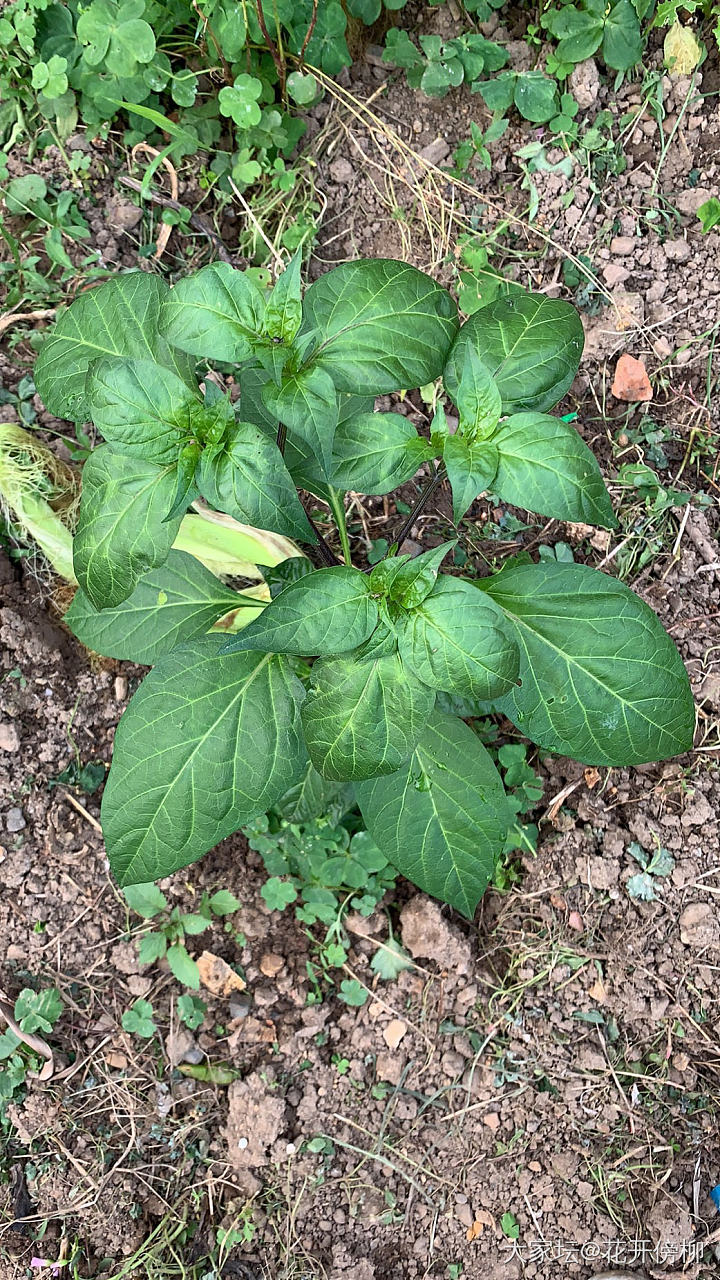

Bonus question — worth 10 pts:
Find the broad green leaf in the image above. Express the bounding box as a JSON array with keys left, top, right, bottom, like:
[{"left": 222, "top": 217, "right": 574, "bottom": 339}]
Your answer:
[
  {"left": 264, "top": 250, "right": 302, "bottom": 341},
  {"left": 301, "top": 259, "right": 459, "bottom": 394},
  {"left": 87, "top": 358, "right": 202, "bottom": 464},
  {"left": 160, "top": 262, "right": 266, "bottom": 361},
  {"left": 35, "top": 273, "right": 184, "bottom": 421},
  {"left": 218, "top": 74, "right": 263, "bottom": 126},
  {"left": 65, "top": 549, "right": 248, "bottom": 663},
  {"left": 476, "top": 70, "right": 516, "bottom": 114},
  {"left": 396, "top": 576, "right": 519, "bottom": 701},
  {"left": 138, "top": 931, "right": 168, "bottom": 963},
  {"left": 287, "top": 69, "right": 318, "bottom": 105},
  {"left": 262, "top": 878, "right": 298, "bottom": 910},
  {"left": 221, "top": 566, "right": 377, "bottom": 656},
  {"left": 370, "top": 937, "right": 412, "bottom": 981},
  {"left": 697, "top": 197, "right": 720, "bottom": 233},
  {"left": 330, "top": 412, "right": 435, "bottom": 495},
  {"left": 263, "top": 366, "right": 338, "bottom": 477},
  {"left": 372, "top": 540, "right": 456, "bottom": 609},
  {"left": 73, "top": 448, "right": 182, "bottom": 609},
  {"left": 555, "top": 21, "right": 604, "bottom": 62},
  {"left": 198, "top": 421, "right": 315, "bottom": 543},
  {"left": 490, "top": 412, "right": 617, "bottom": 528},
  {"left": 452, "top": 345, "right": 502, "bottom": 437},
  {"left": 356, "top": 710, "right": 510, "bottom": 916},
  {"left": 514, "top": 70, "right": 559, "bottom": 123},
  {"left": 481, "top": 560, "right": 695, "bottom": 765},
  {"left": 14, "top": 987, "right": 63, "bottom": 1034},
  {"left": 443, "top": 435, "right": 499, "bottom": 522},
  {"left": 167, "top": 943, "right": 200, "bottom": 988},
  {"left": 338, "top": 979, "right": 368, "bottom": 1006},
  {"left": 123, "top": 882, "right": 168, "bottom": 917},
  {"left": 181, "top": 914, "right": 211, "bottom": 937},
  {"left": 238, "top": 365, "right": 324, "bottom": 497},
  {"left": 274, "top": 762, "right": 348, "bottom": 823},
  {"left": 207, "top": 889, "right": 241, "bottom": 914},
  {"left": 102, "top": 639, "right": 307, "bottom": 885},
  {"left": 603, "top": 0, "right": 644, "bottom": 69},
  {"left": 445, "top": 293, "right": 585, "bottom": 414},
  {"left": 543, "top": 7, "right": 604, "bottom": 61},
  {"left": 302, "top": 653, "right": 434, "bottom": 781}
]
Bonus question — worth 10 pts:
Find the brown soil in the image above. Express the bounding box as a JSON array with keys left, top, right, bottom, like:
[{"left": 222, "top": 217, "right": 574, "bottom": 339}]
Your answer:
[{"left": 1, "top": 8, "right": 719, "bottom": 1278}]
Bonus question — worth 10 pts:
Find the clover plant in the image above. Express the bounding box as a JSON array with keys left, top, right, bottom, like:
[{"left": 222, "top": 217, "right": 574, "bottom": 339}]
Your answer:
[{"left": 35, "top": 256, "right": 694, "bottom": 917}]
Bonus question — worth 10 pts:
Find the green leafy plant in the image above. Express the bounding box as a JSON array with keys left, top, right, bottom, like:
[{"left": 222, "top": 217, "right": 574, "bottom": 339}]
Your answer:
[
  {"left": 383, "top": 26, "right": 508, "bottom": 97},
  {"left": 0, "top": 0, "right": 414, "bottom": 222},
  {"left": 452, "top": 231, "right": 522, "bottom": 315},
  {"left": 541, "top": 0, "right": 646, "bottom": 72},
  {"left": 121, "top": 997, "right": 157, "bottom": 1037},
  {"left": 123, "top": 881, "right": 240, "bottom": 988},
  {"left": 36, "top": 254, "right": 695, "bottom": 918},
  {"left": 476, "top": 69, "right": 565, "bottom": 124},
  {"left": 244, "top": 782, "right": 401, "bottom": 985},
  {"left": 0, "top": 986, "right": 63, "bottom": 1132},
  {"left": 1, "top": 174, "right": 91, "bottom": 282},
  {"left": 177, "top": 993, "right": 207, "bottom": 1029},
  {"left": 625, "top": 840, "right": 674, "bottom": 900},
  {"left": 246, "top": 782, "right": 397, "bottom": 926},
  {"left": 697, "top": 196, "right": 720, "bottom": 234}
]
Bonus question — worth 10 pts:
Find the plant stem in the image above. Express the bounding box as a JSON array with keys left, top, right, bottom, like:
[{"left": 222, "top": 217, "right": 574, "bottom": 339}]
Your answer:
[
  {"left": 299, "top": 0, "right": 319, "bottom": 64},
  {"left": 328, "top": 486, "right": 352, "bottom": 565},
  {"left": 301, "top": 504, "right": 339, "bottom": 566},
  {"left": 276, "top": 421, "right": 287, "bottom": 455},
  {"left": 254, "top": 0, "right": 286, "bottom": 101},
  {"left": 392, "top": 465, "right": 446, "bottom": 553},
  {"left": 192, "top": 1, "right": 234, "bottom": 83}
]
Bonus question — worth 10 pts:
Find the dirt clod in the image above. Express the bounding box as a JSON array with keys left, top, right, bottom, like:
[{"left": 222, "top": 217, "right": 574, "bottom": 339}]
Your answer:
[
  {"left": 224, "top": 1070, "right": 286, "bottom": 1173},
  {"left": 678, "top": 902, "right": 720, "bottom": 948},
  {"left": 399, "top": 896, "right": 471, "bottom": 973},
  {"left": 197, "top": 949, "right": 246, "bottom": 995}
]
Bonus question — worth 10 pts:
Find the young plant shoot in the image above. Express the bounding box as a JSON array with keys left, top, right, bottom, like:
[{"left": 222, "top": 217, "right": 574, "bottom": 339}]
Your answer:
[{"left": 35, "top": 258, "right": 695, "bottom": 916}]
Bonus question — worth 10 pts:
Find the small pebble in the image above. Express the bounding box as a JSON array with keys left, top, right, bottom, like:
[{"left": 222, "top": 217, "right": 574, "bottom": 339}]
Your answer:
[
  {"left": 6, "top": 807, "right": 26, "bottom": 833},
  {"left": 0, "top": 722, "right": 20, "bottom": 753},
  {"left": 329, "top": 157, "right": 353, "bottom": 185},
  {"left": 182, "top": 1044, "right": 204, "bottom": 1065},
  {"left": 114, "top": 676, "right": 128, "bottom": 701},
  {"left": 664, "top": 238, "right": 691, "bottom": 262},
  {"left": 259, "top": 952, "right": 285, "bottom": 978}
]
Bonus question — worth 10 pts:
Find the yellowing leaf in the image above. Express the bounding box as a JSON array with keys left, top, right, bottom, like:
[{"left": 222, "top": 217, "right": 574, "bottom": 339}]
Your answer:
[{"left": 664, "top": 21, "right": 703, "bottom": 75}]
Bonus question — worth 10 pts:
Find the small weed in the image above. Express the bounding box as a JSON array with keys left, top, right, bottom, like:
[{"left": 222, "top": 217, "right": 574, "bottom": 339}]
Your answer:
[
  {"left": 123, "top": 882, "right": 240, "bottom": 990},
  {"left": 337, "top": 979, "right": 368, "bottom": 1008},
  {"left": 0, "top": 986, "right": 63, "bottom": 1133},
  {"left": 176, "top": 994, "right": 206, "bottom": 1030},
  {"left": 245, "top": 797, "right": 409, "bottom": 1003},
  {"left": 246, "top": 808, "right": 397, "bottom": 930},
  {"left": 48, "top": 758, "right": 106, "bottom": 794},
  {"left": 625, "top": 840, "right": 675, "bottom": 901},
  {"left": 452, "top": 230, "right": 523, "bottom": 315},
  {"left": 500, "top": 1210, "right": 520, "bottom": 1239},
  {"left": 697, "top": 196, "right": 720, "bottom": 233},
  {"left": 121, "top": 998, "right": 157, "bottom": 1038}
]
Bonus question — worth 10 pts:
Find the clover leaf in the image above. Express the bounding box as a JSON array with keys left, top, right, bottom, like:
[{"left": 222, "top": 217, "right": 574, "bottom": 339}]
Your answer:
[{"left": 219, "top": 75, "right": 263, "bottom": 128}]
